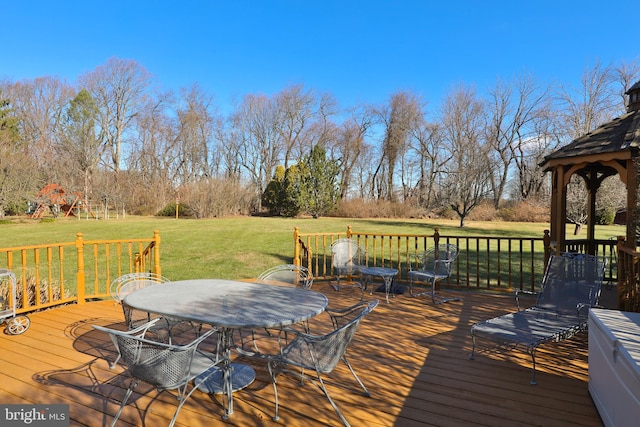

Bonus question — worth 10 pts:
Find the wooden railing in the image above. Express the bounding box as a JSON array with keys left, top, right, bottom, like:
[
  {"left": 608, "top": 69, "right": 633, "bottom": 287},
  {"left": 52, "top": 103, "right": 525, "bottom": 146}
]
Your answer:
[
  {"left": 294, "top": 226, "right": 620, "bottom": 294},
  {"left": 617, "top": 242, "right": 640, "bottom": 312},
  {"left": 0, "top": 230, "right": 161, "bottom": 314}
]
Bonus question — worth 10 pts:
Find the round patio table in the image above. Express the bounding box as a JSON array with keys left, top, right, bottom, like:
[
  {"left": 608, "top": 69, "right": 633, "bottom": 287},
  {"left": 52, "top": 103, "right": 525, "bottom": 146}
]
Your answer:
[{"left": 124, "top": 279, "right": 328, "bottom": 419}]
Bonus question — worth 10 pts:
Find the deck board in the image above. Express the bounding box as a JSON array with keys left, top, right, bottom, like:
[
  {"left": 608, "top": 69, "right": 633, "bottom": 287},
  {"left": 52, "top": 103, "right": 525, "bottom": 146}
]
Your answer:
[{"left": 0, "top": 282, "right": 603, "bottom": 426}]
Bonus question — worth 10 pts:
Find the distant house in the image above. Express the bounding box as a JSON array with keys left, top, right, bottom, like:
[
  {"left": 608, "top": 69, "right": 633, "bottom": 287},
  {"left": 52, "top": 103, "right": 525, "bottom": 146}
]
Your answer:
[{"left": 614, "top": 209, "right": 627, "bottom": 225}]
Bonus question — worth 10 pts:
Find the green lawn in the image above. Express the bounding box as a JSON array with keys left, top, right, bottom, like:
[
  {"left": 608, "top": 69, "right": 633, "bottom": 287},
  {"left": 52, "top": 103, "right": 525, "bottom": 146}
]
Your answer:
[{"left": 0, "top": 215, "right": 625, "bottom": 281}]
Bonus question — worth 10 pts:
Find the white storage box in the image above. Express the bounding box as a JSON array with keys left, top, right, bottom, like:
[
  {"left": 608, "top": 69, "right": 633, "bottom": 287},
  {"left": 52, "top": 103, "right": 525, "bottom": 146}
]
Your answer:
[{"left": 588, "top": 309, "right": 640, "bottom": 427}]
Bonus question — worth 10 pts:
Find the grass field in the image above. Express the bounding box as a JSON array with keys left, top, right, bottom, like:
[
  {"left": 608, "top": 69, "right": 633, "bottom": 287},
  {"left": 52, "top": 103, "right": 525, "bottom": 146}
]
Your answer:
[{"left": 0, "top": 215, "right": 625, "bottom": 281}]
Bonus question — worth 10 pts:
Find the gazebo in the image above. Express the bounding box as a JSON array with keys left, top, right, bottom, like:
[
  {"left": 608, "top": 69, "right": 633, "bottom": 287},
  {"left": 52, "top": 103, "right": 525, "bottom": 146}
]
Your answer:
[{"left": 540, "top": 80, "right": 640, "bottom": 310}]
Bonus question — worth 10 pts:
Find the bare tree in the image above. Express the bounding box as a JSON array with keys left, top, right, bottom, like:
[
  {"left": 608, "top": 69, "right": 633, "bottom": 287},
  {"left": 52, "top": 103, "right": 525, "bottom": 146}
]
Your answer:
[
  {"left": 81, "top": 57, "right": 152, "bottom": 173},
  {"left": 126, "top": 89, "right": 178, "bottom": 212},
  {"left": 556, "top": 60, "right": 618, "bottom": 140},
  {"left": 485, "top": 73, "right": 548, "bottom": 208},
  {"left": 276, "top": 84, "right": 315, "bottom": 168},
  {"left": 230, "top": 94, "right": 284, "bottom": 211},
  {"left": 219, "top": 118, "right": 243, "bottom": 181},
  {"left": 440, "top": 85, "right": 491, "bottom": 227},
  {"left": 3, "top": 76, "right": 73, "bottom": 182},
  {"left": 410, "top": 121, "right": 451, "bottom": 209},
  {"left": 331, "top": 103, "right": 374, "bottom": 200},
  {"left": 173, "top": 84, "right": 221, "bottom": 183},
  {"left": 511, "top": 106, "right": 559, "bottom": 201},
  {"left": 614, "top": 58, "right": 640, "bottom": 110},
  {"left": 566, "top": 174, "right": 589, "bottom": 234},
  {"left": 374, "top": 91, "right": 424, "bottom": 201}
]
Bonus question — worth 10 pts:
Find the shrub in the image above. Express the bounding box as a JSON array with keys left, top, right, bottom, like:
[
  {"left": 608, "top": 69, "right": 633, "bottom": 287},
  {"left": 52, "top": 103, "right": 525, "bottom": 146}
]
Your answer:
[
  {"left": 468, "top": 203, "right": 498, "bottom": 221},
  {"left": 0, "top": 275, "right": 66, "bottom": 310},
  {"left": 332, "top": 199, "right": 424, "bottom": 218},
  {"left": 497, "top": 201, "right": 549, "bottom": 222},
  {"left": 157, "top": 203, "right": 192, "bottom": 218},
  {"left": 598, "top": 207, "right": 616, "bottom": 225}
]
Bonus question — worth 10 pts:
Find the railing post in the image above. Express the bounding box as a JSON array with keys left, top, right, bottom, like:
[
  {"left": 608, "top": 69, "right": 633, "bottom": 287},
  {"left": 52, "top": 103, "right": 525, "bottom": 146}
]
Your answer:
[
  {"left": 617, "top": 235, "right": 626, "bottom": 310},
  {"left": 153, "top": 230, "right": 161, "bottom": 276},
  {"left": 347, "top": 225, "right": 353, "bottom": 239},
  {"left": 76, "top": 232, "right": 86, "bottom": 305},
  {"left": 293, "top": 227, "right": 301, "bottom": 266},
  {"left": 433, "top": 228, "right": 440, "bottom": 246},
  {"left": 543, "top": 230, "right": 551, "bottom": 266}
]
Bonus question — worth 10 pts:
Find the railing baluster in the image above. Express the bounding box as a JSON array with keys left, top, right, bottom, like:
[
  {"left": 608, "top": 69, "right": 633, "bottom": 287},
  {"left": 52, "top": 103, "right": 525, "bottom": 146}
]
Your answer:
[{"left": 0, "top": 231, "right": 160, "bottom": 313}]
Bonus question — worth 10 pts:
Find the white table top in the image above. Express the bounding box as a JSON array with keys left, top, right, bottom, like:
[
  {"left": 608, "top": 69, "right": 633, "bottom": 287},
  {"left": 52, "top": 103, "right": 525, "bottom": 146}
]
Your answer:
[{"left": 124, "top": 279, "right": 328, "bottom": 329}]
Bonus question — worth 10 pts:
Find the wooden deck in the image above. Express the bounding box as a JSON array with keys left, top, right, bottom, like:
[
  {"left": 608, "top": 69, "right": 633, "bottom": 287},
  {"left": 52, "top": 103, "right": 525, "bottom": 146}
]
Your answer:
[{"left": 0, "top": 281, "right": 604, "bottom": 427}]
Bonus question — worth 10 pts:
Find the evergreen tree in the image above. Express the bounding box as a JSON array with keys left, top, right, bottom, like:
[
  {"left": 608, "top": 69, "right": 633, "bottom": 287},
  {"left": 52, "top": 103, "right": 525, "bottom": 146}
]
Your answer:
[
  {"left": 262, "top": 164, "right": 301, "bottom": 217},
  {"left": 298, "top": 145, "right": 341, "bottom": 218},
  {"left": 0, "top": 91, "right": 35, "bottom": 216},
  {"left": 61, "top": 89, "right": 101, "bottom": 200}
]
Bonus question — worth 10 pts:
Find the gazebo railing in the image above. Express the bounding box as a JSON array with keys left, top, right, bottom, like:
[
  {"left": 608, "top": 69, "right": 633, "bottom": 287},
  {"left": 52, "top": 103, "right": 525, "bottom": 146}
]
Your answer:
[{"left": 617, "top": 243, "right": 640, "bottom": 312}]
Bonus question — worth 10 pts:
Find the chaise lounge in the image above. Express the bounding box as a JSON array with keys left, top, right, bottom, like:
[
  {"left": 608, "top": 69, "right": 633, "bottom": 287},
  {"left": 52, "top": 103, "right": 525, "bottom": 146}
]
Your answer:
[{"left": 469, "top": 252, "right": 607, "bottom": 384}]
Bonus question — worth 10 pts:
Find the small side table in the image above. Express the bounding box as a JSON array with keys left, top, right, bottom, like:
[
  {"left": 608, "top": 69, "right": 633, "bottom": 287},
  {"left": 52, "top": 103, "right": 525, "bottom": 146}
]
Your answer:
[{"left": 360, "top": 267, "right": 398, "bottom": 304}]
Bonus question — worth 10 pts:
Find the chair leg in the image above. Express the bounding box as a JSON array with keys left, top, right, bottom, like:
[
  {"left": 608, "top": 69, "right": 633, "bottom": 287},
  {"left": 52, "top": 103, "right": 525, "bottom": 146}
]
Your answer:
[
  {"left": 409, "top": 277, "right": 433, "bottom": 298},
  {"left": 342, "top": 356, "right": 370, "bottom": 397},
  {"left": 110, "top": 381, "right": 137, "bottom": 427},
  {"left": 331, "top": 276, "right": 341, "bottom": 291},
  {"left": 316, "top": 372, "right": 351, "bottom": 427},
  {"left": 431, "top": 279, "right": 460, "bottom": 304},
  {"left": 169, "top": 366, "right": 220, "bottom": 427},
  {"left": 469, "top": 334, "right": 476, "bottom": 360},
  {"left": 268, "top": 361, "right": 280, "bottom": 421},
  {"left": 529, "top": 348, "right": 538, "bottom": 385}
]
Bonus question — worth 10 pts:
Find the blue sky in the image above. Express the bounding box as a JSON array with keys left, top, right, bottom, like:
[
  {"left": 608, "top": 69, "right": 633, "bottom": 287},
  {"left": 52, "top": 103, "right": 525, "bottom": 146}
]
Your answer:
[{"left": 2, "top": 1, "right": 637, "bottom": 115}]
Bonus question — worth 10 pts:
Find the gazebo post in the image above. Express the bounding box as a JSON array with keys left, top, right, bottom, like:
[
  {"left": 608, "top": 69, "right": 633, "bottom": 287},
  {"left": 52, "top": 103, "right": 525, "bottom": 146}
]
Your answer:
[
  {"left": 627, "top": 158, "right": 639, "bottom": 247},
  {"left": 549, "top": 166, "right": 567, "bottom": 253},
  {"left": 586, "top": 170, "right": 596, "bottom": 254}
]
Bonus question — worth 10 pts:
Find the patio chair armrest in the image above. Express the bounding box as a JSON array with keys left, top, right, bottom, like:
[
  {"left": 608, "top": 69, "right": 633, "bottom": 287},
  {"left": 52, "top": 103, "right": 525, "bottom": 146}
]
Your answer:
[
  {"left": 576, "top": 303, "right": 593, "bottom": 321},
  {"left": 275, "top": 328, "right": 320, "bottom": 344},
  {"left": 515, "top": 290, "right": 538, "bottom": 311},
  {"left": 325, "top": 301, "right": 370, "bottom": 329},
  {"left": 96, "top": 317, "right": 162, "bottom": 338}
]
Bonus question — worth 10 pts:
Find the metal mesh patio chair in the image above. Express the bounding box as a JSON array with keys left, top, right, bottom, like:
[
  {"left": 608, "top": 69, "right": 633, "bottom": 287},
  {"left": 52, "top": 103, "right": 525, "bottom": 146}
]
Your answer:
[
  {"left": 93, "top": 320, "right": 220, "bottom": 427},
  {"left": 266, "top": 299, "right": 379, "bottom": 426},
  {"left": 111, "top": 272, "right": 200, "bottom": 341},
  {"left": 469, "top": 252, "right": 606, "bottom": 384},
  {"left": 244, "top": 265, "right": 315, "bottom": 350},
  {"left": 110, "top": 272, "right": 171, "bottom": 330},
  {"left": 330, "top": 238, "right": 367, "bottom": 293},
  {"left": 407, "top": 243, "right": 459, "bottom": 303},
  {"left": 256, "top": 264, "right": 313, "bottom": 289},
  {"left": 324, "top": 300, "right": 373, "bottom": 329}
]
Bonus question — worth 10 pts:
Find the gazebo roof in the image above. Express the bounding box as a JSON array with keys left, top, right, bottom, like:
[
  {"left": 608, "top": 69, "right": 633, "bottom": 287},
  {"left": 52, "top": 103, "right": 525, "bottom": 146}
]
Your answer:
[{"left": 541, "top": 109, "right": 640, "bottom": 169}]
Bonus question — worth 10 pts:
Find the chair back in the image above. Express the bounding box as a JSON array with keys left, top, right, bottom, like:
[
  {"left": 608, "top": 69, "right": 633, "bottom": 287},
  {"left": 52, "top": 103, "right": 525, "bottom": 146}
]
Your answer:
[
  {"left": 284, "top": 299, "right": 378, "bottom": 373},
  {"left": 536, "top": 252, "right": 606, "bottom": 314},
  {"left": 331, "top": 238, "right": 367, "bottom": 274},
  {"left": 257, "top": 264, "right": 313, "bottom": 289},
  {"left": 110, "top": 273, "right": 170, "bottom": 329},
  {"left": 419, "top": 244, "right": 458, "bottom": 277},
  {"left": 110, "top": 272, "right": 169, "bottom": 302},
  {"left": 94, "top": 323, "right": 215, "bottom": 390}
]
